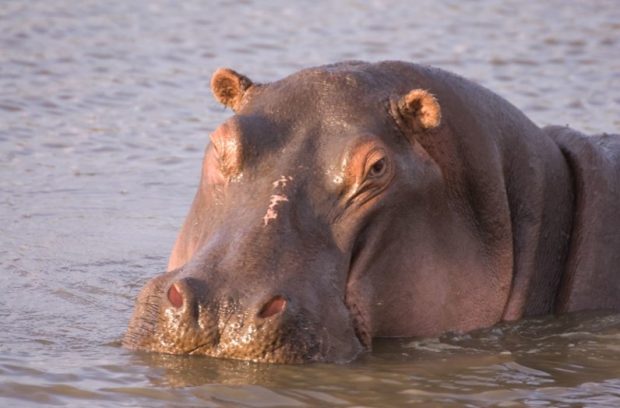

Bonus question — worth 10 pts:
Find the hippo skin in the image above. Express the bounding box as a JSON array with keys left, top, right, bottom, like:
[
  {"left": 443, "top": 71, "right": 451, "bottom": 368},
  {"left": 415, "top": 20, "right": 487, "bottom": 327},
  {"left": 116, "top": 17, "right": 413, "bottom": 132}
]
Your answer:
[{"left": 124, "top": 61, "right": 620, "bottom": 363}]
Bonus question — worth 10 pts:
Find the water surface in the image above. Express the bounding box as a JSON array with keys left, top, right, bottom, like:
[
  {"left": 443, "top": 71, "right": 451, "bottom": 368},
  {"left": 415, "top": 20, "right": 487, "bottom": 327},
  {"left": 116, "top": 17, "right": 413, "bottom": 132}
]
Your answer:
[{"left": 1, "top": 0, "right": 619, "bottom": 406}]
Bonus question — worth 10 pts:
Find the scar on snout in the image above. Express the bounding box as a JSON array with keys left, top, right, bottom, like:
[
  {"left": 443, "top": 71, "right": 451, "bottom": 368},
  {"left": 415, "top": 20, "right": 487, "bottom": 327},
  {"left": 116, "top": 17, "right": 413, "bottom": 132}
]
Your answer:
[
  {"left": 263, "top": 176, "right": 293, "bottom": 226},
  {"left": 272, "top": 175, "right": 293, "bottom": 189},
  {"left": 263, "top": 194, "right": 289, "bottom": 226}
]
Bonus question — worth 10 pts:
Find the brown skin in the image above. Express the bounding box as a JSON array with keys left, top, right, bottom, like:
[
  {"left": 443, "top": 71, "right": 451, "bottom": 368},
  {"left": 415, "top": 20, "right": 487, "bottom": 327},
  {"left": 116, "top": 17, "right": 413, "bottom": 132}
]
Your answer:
[{"left": 124, "top": 61, "right": 620, "bottom": 363}]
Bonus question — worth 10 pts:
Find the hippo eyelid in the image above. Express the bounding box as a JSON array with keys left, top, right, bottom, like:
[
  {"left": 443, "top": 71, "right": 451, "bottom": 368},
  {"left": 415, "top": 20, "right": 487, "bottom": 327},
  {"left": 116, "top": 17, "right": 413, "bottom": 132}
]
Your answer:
[
  {"left": 363, "top": 148, "right": 390, "bottom": 180},
  {"left": 339, "top": 145, "right": 394, "bottom": 209},
  {"left": 208, "top": 122, "right": 244, "bottom": 180}
]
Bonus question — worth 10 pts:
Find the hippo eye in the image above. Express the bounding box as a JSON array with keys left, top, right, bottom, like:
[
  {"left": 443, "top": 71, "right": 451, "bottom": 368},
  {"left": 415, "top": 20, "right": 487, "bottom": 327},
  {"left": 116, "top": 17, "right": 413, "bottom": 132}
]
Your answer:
[
  {"left": 344, "top": 143, "right": 392, "bottom": 204},
  {"left": 368, "top": 158, "right": 387, "bottom": 178}
]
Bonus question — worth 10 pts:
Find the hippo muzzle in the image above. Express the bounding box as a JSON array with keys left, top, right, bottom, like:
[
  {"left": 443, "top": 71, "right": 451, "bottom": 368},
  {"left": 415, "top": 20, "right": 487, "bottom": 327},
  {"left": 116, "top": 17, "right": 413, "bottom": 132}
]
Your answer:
[
  {"left": 124, "top": 272, "right": 359, "bottom": 363},
  {"left": 125, "top": 239, "right": 367, "bottom": 362},
  {"left": 124, "top": 188, "right": 368, "bottom": 363}
]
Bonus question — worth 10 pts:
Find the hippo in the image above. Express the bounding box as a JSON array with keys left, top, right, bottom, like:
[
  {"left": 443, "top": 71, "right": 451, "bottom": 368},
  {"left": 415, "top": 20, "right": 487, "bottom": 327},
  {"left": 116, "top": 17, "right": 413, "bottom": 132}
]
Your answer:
[{"left": 124, "top": 61, "right": 620, "bottom": 363}]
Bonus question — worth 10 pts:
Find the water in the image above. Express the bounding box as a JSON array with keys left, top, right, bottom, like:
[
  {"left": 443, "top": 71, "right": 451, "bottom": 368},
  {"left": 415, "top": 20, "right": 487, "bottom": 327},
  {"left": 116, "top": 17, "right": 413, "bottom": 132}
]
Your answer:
[{"left": 1, "top": 0, "right": 619, "bottom": 406}]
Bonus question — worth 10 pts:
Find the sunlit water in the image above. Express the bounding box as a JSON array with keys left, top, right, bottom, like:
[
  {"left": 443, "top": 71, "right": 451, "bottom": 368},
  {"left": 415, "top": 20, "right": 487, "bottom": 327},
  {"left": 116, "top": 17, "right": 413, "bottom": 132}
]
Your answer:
[{"left": 1, "top": 0, "right": 619, "bottom": 406}]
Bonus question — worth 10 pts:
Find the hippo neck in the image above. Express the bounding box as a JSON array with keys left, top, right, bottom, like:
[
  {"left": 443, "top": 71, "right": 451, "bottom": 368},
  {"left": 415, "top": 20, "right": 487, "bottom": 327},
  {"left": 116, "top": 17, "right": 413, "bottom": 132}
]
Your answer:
[
  {"left": 462, "top": 95, "right": 575, "bottom": 319},
  {"left": 414, "top": 66, "right": 575, "bottom": 321}
]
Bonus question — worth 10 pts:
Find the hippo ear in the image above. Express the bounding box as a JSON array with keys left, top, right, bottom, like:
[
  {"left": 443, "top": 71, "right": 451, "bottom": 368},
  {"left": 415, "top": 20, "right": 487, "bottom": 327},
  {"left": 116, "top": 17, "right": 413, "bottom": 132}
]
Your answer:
[
  {"left": 397, "top": 89, "right": 441, "bottom": 132},
  {"left": 211, "top": 68, "right": 254, "bottom": 111}
]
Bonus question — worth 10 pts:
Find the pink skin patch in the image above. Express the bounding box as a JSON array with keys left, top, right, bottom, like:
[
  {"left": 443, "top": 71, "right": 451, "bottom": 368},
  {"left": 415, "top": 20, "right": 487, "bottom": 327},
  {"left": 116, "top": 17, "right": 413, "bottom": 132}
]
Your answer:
[
  {"left": 263, "top": 194, "right": 289, "bottom": 226},
  {"left": 263, "top": 176, "right": 294, "bottom": 226}
]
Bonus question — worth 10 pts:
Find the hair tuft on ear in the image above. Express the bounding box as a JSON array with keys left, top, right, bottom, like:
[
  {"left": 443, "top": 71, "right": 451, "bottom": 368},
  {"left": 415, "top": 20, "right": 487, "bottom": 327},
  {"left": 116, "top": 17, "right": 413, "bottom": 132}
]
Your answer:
[
  {"left": 211, "top": 68, "right": 253, "bottom": 111},
  {"left": 398, "top": 89, "right": 441, "bottom": 132}
]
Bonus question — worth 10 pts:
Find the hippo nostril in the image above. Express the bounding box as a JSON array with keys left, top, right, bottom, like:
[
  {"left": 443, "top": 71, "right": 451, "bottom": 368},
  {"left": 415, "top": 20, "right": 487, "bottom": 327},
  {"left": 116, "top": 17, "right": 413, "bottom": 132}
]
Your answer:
[
  {"left": 258, "top": 295, "right": 287, "bottom": 319},
  {"left": 167, "top": 283, "right": 184, "bottom": 308}
]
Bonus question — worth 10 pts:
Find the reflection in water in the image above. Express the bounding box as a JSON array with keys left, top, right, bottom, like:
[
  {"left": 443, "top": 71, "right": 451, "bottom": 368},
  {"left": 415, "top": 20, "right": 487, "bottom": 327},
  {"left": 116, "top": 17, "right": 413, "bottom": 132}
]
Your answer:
[
  {"left": 132, "top": 352, "right": 285, "bottom": 387},
  {"left": 1, "top": 0, "right": 619, "bottom": 406},
  {"left": 108, "top": 313, "right": 620, "bottom": 406}
]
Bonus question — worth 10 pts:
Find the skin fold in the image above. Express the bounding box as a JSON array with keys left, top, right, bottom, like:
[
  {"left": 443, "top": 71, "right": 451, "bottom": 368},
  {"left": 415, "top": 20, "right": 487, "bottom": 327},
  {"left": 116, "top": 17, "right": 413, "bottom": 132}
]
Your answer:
[{"left": 124, "top": 61, "right": 620, "bottom": 363}]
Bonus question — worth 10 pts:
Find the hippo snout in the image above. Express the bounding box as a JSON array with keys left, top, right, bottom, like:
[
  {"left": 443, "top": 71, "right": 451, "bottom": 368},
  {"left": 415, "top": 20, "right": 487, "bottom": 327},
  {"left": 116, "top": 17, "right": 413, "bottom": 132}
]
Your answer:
[{"left": 123, "top": 272, "right": 352, "bottom": 363}]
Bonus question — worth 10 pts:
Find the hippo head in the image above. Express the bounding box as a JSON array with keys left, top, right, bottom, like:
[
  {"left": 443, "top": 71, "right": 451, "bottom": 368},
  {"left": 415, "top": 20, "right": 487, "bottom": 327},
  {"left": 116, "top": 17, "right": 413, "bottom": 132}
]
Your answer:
[{"left": 124, "top": 62, "right": 457, "bottom": 363}]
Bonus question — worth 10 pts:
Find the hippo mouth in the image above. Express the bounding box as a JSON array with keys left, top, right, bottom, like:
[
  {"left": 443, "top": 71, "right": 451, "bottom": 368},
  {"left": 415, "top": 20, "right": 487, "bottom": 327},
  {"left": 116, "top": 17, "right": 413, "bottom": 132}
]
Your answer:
[
  {"left": 181, "top": 311, "right": 327, "bottom": 364},
  {"left": 171, "top": 288, "right": 369, "bottom": 363},
  {"left": 345, "top": 299, "right": 372, "bottom": 351},
  {"left": 185, "top": 334, "right": 324, "bottom": 364},
  {"left": 344, "top": 231, "right": 373, "bottom": 351}
]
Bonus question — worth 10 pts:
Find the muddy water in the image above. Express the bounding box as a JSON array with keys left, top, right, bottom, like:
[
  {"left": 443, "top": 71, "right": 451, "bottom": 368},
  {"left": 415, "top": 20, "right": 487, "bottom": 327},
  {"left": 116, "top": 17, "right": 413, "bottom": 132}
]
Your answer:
[{"left": 1, "top": 0, "right": 619, "bottom": 406}]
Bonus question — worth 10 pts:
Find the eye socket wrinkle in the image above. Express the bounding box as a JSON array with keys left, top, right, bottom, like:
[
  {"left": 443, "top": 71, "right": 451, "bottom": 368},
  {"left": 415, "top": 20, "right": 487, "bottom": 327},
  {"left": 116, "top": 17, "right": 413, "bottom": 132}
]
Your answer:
[{"left": 339, "top": 140, "right": 394, "bottom": 209}]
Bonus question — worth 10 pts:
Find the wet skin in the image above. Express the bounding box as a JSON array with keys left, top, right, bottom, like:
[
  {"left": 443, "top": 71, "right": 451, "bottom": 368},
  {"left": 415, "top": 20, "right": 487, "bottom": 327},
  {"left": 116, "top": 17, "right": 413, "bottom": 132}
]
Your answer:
[{"left": 124, "top": 61, "right": 620, "bottom": 363}]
